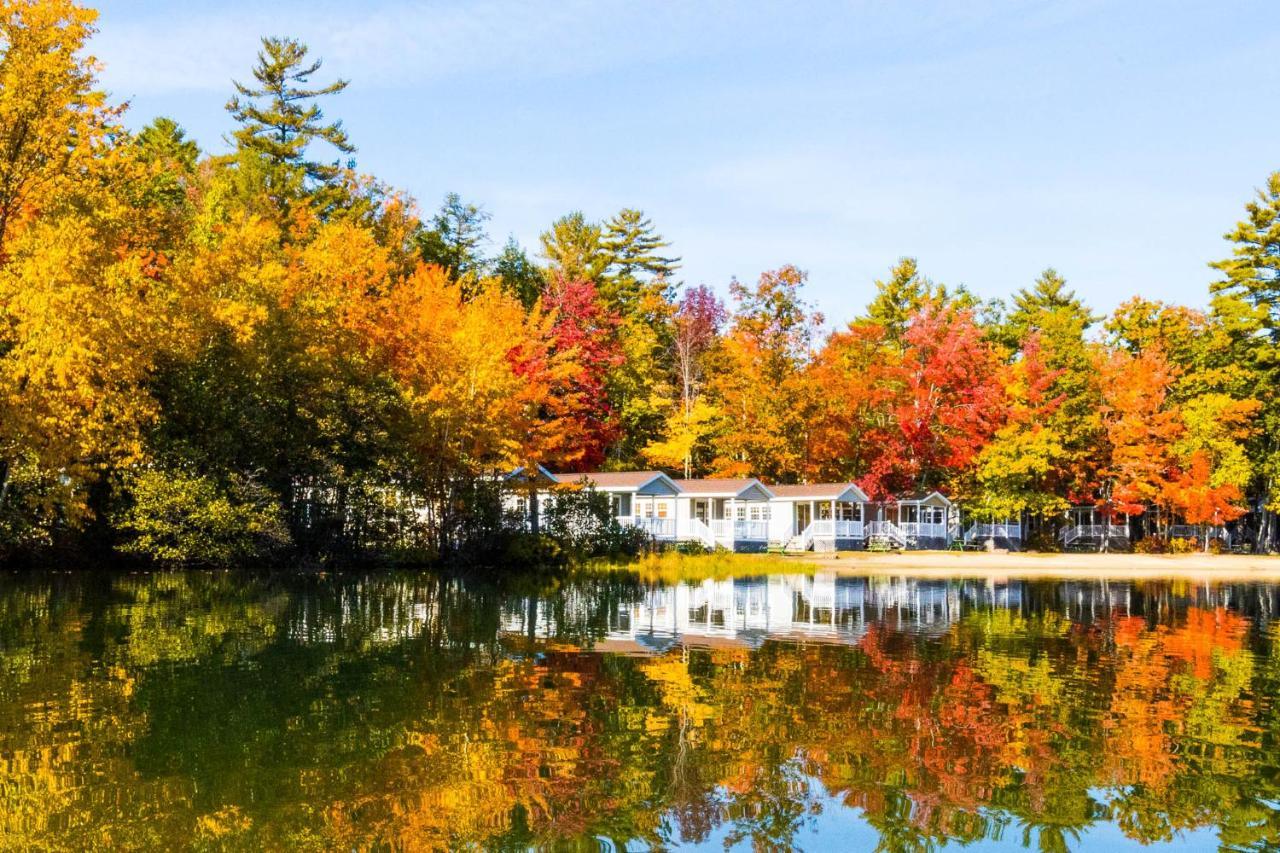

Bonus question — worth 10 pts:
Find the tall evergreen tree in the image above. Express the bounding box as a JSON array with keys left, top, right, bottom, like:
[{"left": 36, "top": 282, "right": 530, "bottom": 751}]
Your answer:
[
  {"left": 1005, "top": 269, "right": 1094, "bottom": 342},
  {"left": 601, "top": 208, "right": 680, "bottom": 311},
  {"left": 1210, "top": 171, "right": 1280, "bottom": 548},
  {"left": 539, "top": 212, "right": 609, "bottom": 284},
  {"left": 492, "top": 237, "right": 545, "bottom": 309},
  {"left": 417, "top": 192, "right": 490, "bottom": 283},
  {"left": 865, "top": 258, "right": 942, "bottom": 346},
  {"left": 135, "top": 117, "right": 199, "bottom": 170},
  {"left": 226, "top": 37, "right": 353, "bottom": 199},
  {"left": 1003, "top": 268, "right": 1102, "bottom": 526}
]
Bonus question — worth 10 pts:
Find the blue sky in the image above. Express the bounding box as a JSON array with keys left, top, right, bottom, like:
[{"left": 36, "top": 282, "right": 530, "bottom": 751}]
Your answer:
[{"left": 92, "top": 0, "right": 1279, "bottom": 324}]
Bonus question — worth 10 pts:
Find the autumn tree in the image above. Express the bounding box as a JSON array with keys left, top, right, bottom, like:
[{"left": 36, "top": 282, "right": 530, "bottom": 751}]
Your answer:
[
  {"left": 537, "top": 277, "right": 623, "bottom": 470},
  {"left": 971, "top": 334, "right": 1070, "bottom": 522},
  {"left": 803, "top": 321, "right": 898, "bottom": 485},
  {"left": 875, "top": 304, "right": 1005, "bottom": 499},
  {"left": 0, "top": 0, "right": 180, "bottom": 545},
  {"left": 644, "top": 285, "right": 726, "bottom": 476},
  {"left": 1094, "top": 345, "right": 1184, "bottom": 533},
  {"left": 705, "top": 266, "right": 819, "bottom": 481},
  {"left": 1001, "top": 269, "right": 1103, "bottom": 517},
  {"left": 0, "top": 0, "right": 111, "bottom": 252}
]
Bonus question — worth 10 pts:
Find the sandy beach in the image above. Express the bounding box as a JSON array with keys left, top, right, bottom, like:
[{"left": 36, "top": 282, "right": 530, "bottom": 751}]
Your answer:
[{"left": 797, "top": 550, "right": 1280, "bottom": 581}]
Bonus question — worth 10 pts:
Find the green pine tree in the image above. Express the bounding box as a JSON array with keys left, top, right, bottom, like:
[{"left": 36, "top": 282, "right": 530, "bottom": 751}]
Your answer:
[
  {"left": 600, "top": 208, "right": 680, "bottom": 311},
  {"left": 226, "top": 36, "right": 353, "bottom": 202},
  {"left": 135, "top": 117, "right": 199, "bottom": 171},
  {"left": 539, "top": 211, "right": 609, "bottom": 284},
  {"left": 417, "top": 192, "right": 490, "bottom": 283},
  {"left": 865, "top": 257, "right": 942, "bottom": 345},
  {"left": 1210, "top": 171, "right": 1280, "bottom": 538},
  {"left": 492, "top": 237, "right": 545, "bottom": 309},
  {"left": 1005, "top": 267, "right": 1102, "bottom": 521}
]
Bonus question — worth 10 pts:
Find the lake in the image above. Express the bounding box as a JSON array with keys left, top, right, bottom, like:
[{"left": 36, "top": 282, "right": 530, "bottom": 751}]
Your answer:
[{"left": 1, "top": 566, "right": 1277, "bottom": 851}]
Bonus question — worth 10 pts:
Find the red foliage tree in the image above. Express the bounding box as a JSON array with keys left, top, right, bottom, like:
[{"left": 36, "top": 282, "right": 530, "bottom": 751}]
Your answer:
[
  {"left": 539, "top": 276, "right": 623, "bottom": 470},
  {"left": 863, "top": 305, "right": 1006, "bottom": 498}
]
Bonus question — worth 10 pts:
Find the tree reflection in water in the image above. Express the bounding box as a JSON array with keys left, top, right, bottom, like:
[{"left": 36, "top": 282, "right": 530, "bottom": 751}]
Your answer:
[{"left": 0, "top": 568, "right": 1277, "bottom": 851}]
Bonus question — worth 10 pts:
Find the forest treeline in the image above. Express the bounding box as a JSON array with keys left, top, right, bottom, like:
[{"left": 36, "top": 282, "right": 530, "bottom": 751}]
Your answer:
[{"left": 2, "top": 1, "right": 1280, "bottom": 564}]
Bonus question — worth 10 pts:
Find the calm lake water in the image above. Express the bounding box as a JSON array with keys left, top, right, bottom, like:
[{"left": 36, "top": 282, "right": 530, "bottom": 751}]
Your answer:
[{"left": 1, "top": 567, "right": 1278, "bottom": 852}]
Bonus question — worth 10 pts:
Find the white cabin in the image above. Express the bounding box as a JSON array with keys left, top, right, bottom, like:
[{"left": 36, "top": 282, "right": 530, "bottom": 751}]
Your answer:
[
  {"left": 674, "top": 478, "right": 777, "bottom": 551},
  {"left": 559, "top": 470, "right": 681, "bottom": 539},
  {"left": 767, "top": 483, "right": 869, "bottom": 551},
  {"left": 509, "top": 468, "right": 881, "bottom": 552},
  {"left": 867, "top": 491, "right": 958, "bottom": 549}
]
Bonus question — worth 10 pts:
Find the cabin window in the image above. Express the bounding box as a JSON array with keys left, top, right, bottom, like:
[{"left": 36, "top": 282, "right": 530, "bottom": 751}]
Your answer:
[
  {"left": 735, "top": 505, "right": 746, "bottom": 520},
  {"left": 611, "top": 494, "right": 631, "bottom": 517},
  {"left": 656, "top": 500, "right": 670, "bottom": 518},
  {"left": 818, "top": 503, "right": 832, "bottom": 520},
  {"left": 835, "top": 502, "right": 856, "bottom": 521}
]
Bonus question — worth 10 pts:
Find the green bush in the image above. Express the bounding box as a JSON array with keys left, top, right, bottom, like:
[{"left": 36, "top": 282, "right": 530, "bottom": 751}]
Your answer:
[
  {"left": 114, "top": 469, "right": 291, "bottom": 565},
  {"left": 538, "top": 487, "right": 649, "bottom": 561}
]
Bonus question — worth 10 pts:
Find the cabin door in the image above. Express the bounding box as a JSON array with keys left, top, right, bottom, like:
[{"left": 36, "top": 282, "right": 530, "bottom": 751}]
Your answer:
[
  {"left": 693, "top": 500, "right": 709, "bottom": 523},
  {"left": 795, "top": 503, "right": 811, "bottom": 535}
]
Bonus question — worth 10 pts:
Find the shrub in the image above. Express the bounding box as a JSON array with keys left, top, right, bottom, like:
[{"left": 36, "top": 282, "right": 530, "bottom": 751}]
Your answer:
[
  {"left": 540, "top": 487, "right": 649, "bottom": 560},
  {"left": 1141, "top": 535, "right": 1172, "bottom": 555},
  {"left": 114, "top": 469, "right": 291, "bottom": 565}
]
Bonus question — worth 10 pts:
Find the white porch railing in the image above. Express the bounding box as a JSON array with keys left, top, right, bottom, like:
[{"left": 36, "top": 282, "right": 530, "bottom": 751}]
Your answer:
[
  {"left": 899, "top": 521, "right": 949, "bottom": 540},
  {"left": 964, "top": 522, "right": 1023, "bottom": 543},
  {"left": 1060, "top": 524, "right": 1129, "bottom": 546},
  {"left": 629, "top": 517, "right": 676, "bottom": 539},
  {"left": 809, "top": 520, "right": 865, "bottom": 539},
  {"left": 835, "top": 520, "right": 864, "bottom": 539},
  {"left": 710, "top": 519, "right": 769, "bottom": 541}
]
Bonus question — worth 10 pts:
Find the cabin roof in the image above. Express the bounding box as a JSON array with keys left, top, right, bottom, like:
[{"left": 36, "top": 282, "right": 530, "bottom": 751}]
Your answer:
[
  {"left": 503, "top": 464, "right": 559, "bottom": 484},
  {"left": 893, "top": 490, "right": 953, "bottom": 506},
  {"left": 768, "top": 483, "right": 869, "bottom": 502},
  {"left": 676, "top": 478, "right": 775, "bottom": 499},
  {"left": 562, "top": 470, "right": 678, "bottom": 493}
]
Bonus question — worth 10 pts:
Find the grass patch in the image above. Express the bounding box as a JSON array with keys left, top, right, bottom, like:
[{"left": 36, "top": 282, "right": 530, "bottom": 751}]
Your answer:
[{"left": 592, "top": 550, "right": 817, "bottom": 584}]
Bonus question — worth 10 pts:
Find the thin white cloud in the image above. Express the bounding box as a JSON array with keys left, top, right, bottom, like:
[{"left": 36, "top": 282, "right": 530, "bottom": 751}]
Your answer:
[{"left": 93, "top": 0, "right": 1080, "bottom": 96}]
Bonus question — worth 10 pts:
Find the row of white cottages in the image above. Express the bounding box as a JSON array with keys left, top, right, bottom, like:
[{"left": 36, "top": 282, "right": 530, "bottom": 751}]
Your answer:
[{"left": 505, "top": 467, "right": 1000, "bottom": 551}]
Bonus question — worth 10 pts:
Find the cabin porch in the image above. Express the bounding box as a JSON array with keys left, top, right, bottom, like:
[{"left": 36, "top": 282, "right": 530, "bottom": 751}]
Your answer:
[
  {"left": 866, "top": 493, "right": 957, "bottom": 549},
  {"left": 1059, "top": 506, "right": 1130, "bottom": 550}
]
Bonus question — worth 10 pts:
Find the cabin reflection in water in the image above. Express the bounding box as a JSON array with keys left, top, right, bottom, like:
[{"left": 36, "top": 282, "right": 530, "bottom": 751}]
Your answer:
[{"left": 497, "top": 574, "right": 1171, "bottom": 652}]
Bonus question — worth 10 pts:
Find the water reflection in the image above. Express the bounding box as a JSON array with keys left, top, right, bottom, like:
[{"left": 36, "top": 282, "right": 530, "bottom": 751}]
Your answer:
[{"left": 1, "top": 568, "right": 1278, "bottom": 851}]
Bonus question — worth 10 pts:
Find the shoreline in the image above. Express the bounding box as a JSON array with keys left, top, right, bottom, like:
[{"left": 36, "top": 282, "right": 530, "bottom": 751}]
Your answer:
[{"left": 793, "top": 550, "right": 1280, "bottom": 581}]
